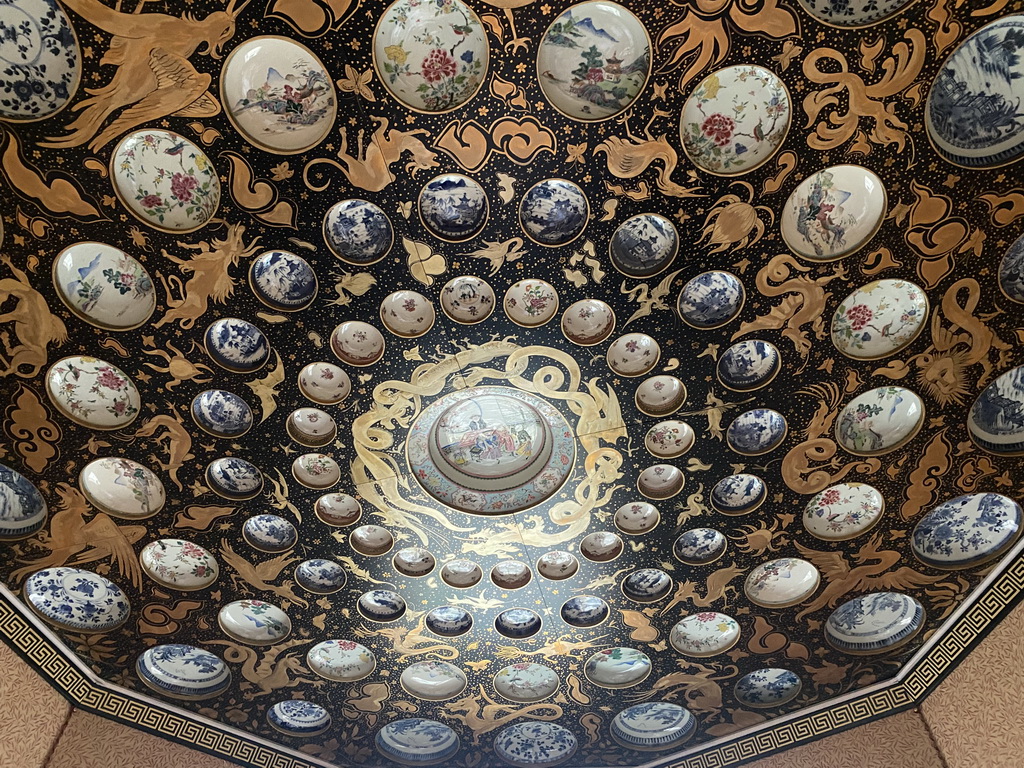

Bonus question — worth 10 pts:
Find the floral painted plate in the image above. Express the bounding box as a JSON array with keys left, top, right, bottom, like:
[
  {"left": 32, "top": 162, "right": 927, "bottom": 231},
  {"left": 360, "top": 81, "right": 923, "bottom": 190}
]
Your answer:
[
  {"left": 221, "top": 36, "right": 336, "bottom": 154},
  {"left": 584, "top": 647, "right": 652, "bottom": 689},
  {"left": 52, "top": 242, "right": 155, "bottom": 330},
  {"left": 292, "top": 452, "right": 341, "bottom": 490},
  {"left": 710, "top": 473, "right": 766, "bottom": 515},
  {"left": 249, "top": 250, "right": 317, "bottom": 312},
  {"left": 519, "top": 178, "right": 589, "bottom": 246},
  {"left": 609, "top": 213, "right": 678, "bottom": 277},
  {"left": 968, "top": 364, "right": 1024, "bottom": 455},
  {"left": 24, "top": 567, "right": 130, "bottom": 633},
  {"left": 637, "top": 464, "right": 684, "bottom": 500},
  {"left": 267, "top": 700, "right": 331, "bottom": 737},
  {"left": 494, "top": 722, "right": 577, "bottom": 767},
  {"left": 315, "top": 493, "right": 362, "bottom": 527},
  {"left": 579, "top": 531, "right": 622, "bottom": 563},
  {"left": 306, "top": 639, "right": 376, "bottom": 682},
  {"left": 218, "top": 599, "right": 291, "bottom": 645},
  {"left": 400, "top": 660, "right": 467, "bottom": 701},
  {"left": 734, "top": 668, "right": 802, "bottom": 708},
  {"left": 79, "top": 457, "right": 165, "bottom": 520},
  {"left": 635, "top": 375, "right": 687, "bottom": 416},
  {"left": 726, "top": 408, "right": 787, "bottom": 456},
  {"left": 204, "top": 317, "right": 270, "bottom": 373},
  {"left": 440, "top": 275, "right": 495, "bottom": 324},
  {"left": 286, "top": 407, "right": 337, "bottom": 447},
  {"left": 674, "top": 528, "right": 727, "bottom": 566},
  {"left": 537, "top": 1, "right": 650, "bottom": 121},
  {"left": 999, "top": 232, "right": 1024, "bottom": 304},
  {"left": 536, "top": 551, "right": 579, "bottom": 581},
  {"left": 717, "top": 339, "right": 780, "bottom": 391},
  {"left": 610, "top": 702, "right": 695, "bottom": 751},
  {"left": 677, "top": 270, "right": 745, "bottom": 329},
  {"left": 376, "top": 718, "right": 461, "bottom": 766},
  {"left": 494, "top": 662, "right": 559, "bottom": 703},
  {"left": 613, "top": 501, "right": 660, "bottom": 534},
  {"left": 0, "top": 0, "right": 81, "bottom": 121},
  {"left": 140, "top": 539, "right": 219, "bottom": 591},
  {"left": 298, "top": 361, "right": 351, "bottom": 405},
  {"left": 350, "top": 524, "right": 395, "bottom": 556},
  {"left": 296, "top": 559, "right": 347, "bottom": 594},
  {"left": 606, "top": 332, "right": 660, "bottom": 377},
  {"left": 323, "top": 199, "right": 394, "bottom": 265},
  {"left": 380, "top": 290, "right": 436, "bottom": 338},
  {"left": 781, "top": 165, "right": 887, "bottom": 261},
  {"left": 418, "top": 174, "right": 488, "bottom": 241},
  {"left": 205, "top": 457, "right": 264, "bottom": 500},
  {"left": 0, "top": 463, "right": 47, "bottom": 539},
  {"left": 242, "top": 514, "right": 297, "bottom": 553},
  {"left": 330, "top": 320, "right": 386, "bottom": 366},
  {"left": 670, "top": 612, "right": 740, "bottom": 657},
  {"left": 826, "top": 592, "right": 925, "bottom": 655},
  {"left": 744, "top": 558, "right": 820, "bottom": 609},
  {"left": 136, "top": 644, "right": 230, "bottom": 700},
  {"left": 504, "top": 279, "right": 559, "bottom": 327},
  {"left": 191, "top": 389, "right": 253, "bottom": 438},
  {"left": 561, "top": 298, "right": 616, "bottom": 345},
  {"left": 680, "top": 65, "right": 791, "bottom": 176},
  {"left": 912, "top": 493, "right": 1023, "bottom": 570},
  {"left": 831, "top": 279, "right": 927, "bottom": 360},
  {"left": 803, "top": 483, "right": 885, "bottom": 541},
  {"left": 927, "top": 15, "right": 1024, "bottom": 168},
  {"left": 836, "top": 386, "right": 924, "bottom": 457},
  {"left": 111, "top": 130, "right": 219, "bottom": 233},
  {"left": 644, "top": 419, "right": 695, "bottom": 459},
  {"left": 45, "top": 356, "right": 140, "bottom": 430},
  {"left": 373, "top": 0, "right": 488, "bottom": 113}
]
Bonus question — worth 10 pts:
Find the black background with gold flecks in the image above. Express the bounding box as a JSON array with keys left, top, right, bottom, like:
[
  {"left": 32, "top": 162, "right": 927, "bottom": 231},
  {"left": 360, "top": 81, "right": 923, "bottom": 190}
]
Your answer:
[{"left": 2, "top": 0, "right": 1024, "bottom": 766}]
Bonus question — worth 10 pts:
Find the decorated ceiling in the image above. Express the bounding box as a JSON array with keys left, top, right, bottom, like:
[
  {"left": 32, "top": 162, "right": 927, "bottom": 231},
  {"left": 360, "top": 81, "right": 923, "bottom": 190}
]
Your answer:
[{"left": 1, "top": 0, "right": 1024, "bottom": 766}]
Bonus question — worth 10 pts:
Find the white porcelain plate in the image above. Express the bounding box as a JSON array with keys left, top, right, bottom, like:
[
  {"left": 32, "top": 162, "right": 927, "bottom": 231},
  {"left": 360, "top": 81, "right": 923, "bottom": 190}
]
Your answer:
[
  {"left": 831, "top": 279, "right": 927, "bottom": 360},
  {"left": 45, "top": 356, "right": 140, "bottom": 430},
  {"left": 53, "top": 242, "right": 155, "bottom": 330}
]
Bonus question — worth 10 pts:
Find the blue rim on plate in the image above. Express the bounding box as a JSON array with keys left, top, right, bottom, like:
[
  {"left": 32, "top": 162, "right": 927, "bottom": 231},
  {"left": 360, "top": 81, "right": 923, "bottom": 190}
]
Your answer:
[
  {"left": 0, "top": 463, "right": 48, "bottom": 539},
  {"left": 203, "top": 317, "right": 270, "bottom": 373},
  {"left": 825, "top": 592, "right": 925, "bottom": 655},
  {"left": 710, "top": 473, "right": 766, "bottom": 515},
  {"left": 267, "top": 699, "right": 332, "bottom": 736},
  {"left": 136, "top": 644, "right": 231, "bottom": 700},
  {"left": 912, "top": 493, "right": 1023, "bottom": 570},
  {"left": 249, "top": 250, "right": 318, "bottom": 312},
  {"left": 726, "top": 409, "right": 788, "bottom": 456},
  {"left": 24, "top": 567, "right": 130, "bottom": 633},
  {"left": 190, "top": 389, "right": 254, "bottom": 438},
  {"left": 610, "top": 701, "right": 696, "bottom": 750},
  {"left": 242, "top": 514, "right": 298, "bottom": 553},
  {"left": 375, "top": 718, "right": 461, "bottom": 766},
  {"left": 205, "top": 457, "right": 264, "bottom": 500}
]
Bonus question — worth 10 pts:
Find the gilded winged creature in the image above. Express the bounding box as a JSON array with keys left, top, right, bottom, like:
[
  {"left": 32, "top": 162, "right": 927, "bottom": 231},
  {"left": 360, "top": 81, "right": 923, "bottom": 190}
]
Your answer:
[
  {"left": 794, "top": 535, "right": 944, "bottom": 620},
  {"left": 219, "top": 538, "right": 308, "bottom": 608},
  {"left": 10, "top": 484, "right": 145, "bottom": 589},
  {"left": 42, "top": 0, "right": 250, "bottom": 152},
  {"left": 620, "top": 268, "right": 684, "bottom": 327}
]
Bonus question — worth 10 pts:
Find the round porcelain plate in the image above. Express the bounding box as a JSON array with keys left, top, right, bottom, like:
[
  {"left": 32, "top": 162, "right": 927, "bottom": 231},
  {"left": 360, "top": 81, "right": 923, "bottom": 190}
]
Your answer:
[
  {"left": 418, "top": 174, "right": 488, "bottom": 241},
  {"left": 744, "top": 558, "right": 820, "bottom": 608},
  {"left": 677, "top": 271, "right": 744, "bottom": 329},
  {"left": 613, "top": 501, "right": 660, "bottom": 534},
  {"left": 494, "top": 722, "right": 577, "bottom": 767},
  {"left": 307, "top": 639, "right": 376, "bottom": 682},
  {"left": 323, "top": 199, "right": 394, "bottom": 265},
  {"left": 504, "top": 279, "right": 559, "bottom": 327},
  {"left": 519, "top": 178, "right": 589, "bottom": 246},
  {"left": 831, "top": 279, "right": 927, "bottom": 360},
  {"left": 191, "top": 389, "right": 253, "bottom": 438},
  {"left": 52, "top": 242, "right": 155, "bottom": 330},
  {"left": 645, "top": 419, "right": 694, "bottom": 459},
  {"left": 330, "top": 320, "right": 386, "bottom": 366},
  {"left": 297, "top": 559, "right": 347, "bottom": 594},
  {"left": 836, "top": 386, "right": 924, "bottom": 456},
  {"left": 826, "top": 592, "right": 925, "bottom": 655},
  {"left": 611, "top": 702, "right": 695, "bottom": 751},
  {"left": 204, "top": 317, "right": 270, "bottom": 373},
  {"left": 803, "top": 483, "right": 885, "bottom": 541},
  {"left": 635, "top": 375, "right": 686, "bottom": 416},
  {"left": 376, "top": 718, "right": 460, "bottom": 766},
  {"left": 717, "top": 339, "right": 780, "bottom": 391},
  {"left": 140, "top": 539, "right": 219, "bottom": 591},
  {"left": 726, "top": 408, "right": 787, "bottom": 456},
  {"left": 0, "top": 463, "right": 48, "bottom": 539},
  {"left": 380, "top": 290, "right": 436, "bottom": 338},
  {"left": 494, "top": 662, "right": 559, "bottom": 703},
  {"left": 969, "top": 364, "right": 1024, "bottom": 455},
  {"left": 46, "top": 356, "right": 140, "bottom": 430},
  {"left": 79, "top": 457, "right": 165, "bottom": 520},
  {"left": 622, "top": 568, "right": 672, "bottom": 602},
  {"left": 735, "top": 668, "right": 803, "bottom": 708},
  {"left": 24, "top": 567, "right": 130, "bottom": 633},
  {"left": 441, "top": 275, "right": 495, "bottom": 324},
  {"left": 218, "top": 599, "right": 291, "bottom": 645},
  {"left": 999, "top": 233, "right": 1024, "bottom": 304},
  {"left": 136, "top": 644, "right": 230, "bottom": 700},
  {"left": 268, "top": 700, "right": 331, "bottom": 737},
  {"left": 680, "top": 65, "right": 791, "bottom": 176},
  {"left": 315, "top": 493, "right": 362, "bottom": 526},
  {"left": 797, "top": 0, "right": 915, "bottom": 26},
  {"left": 242, "top": 514, "right": 298, "bottom": 553},
  {"left": 637, "top": 464, "right": 684, "bottom": 500},
  {"left": 221, "top": 36, "right": 336, "bottom": 154},
  {"left": 206, "top": 457, "right": 263, "bottom": 500},
  {"left": 584, "top": 647, "right": 652, "bottom": 689},
  {"left": 561, "top": 298, "right": 616, "bottom": 345},
  {"left": 781, "top": 165, "right": 887, "bottom": 261},
  {"left": 400, "top": 661, "right": 467, "bottom": 701},
  {"left": 111, "top": 130, "right": 219, "bottom": 233},
  {"left": 711, "top": 473, "right": 766, "bottom": 515},
  {"left": 249, "top": 250, "right": 318, "bottom": 312},
  {"left": 298, "top": 361, "right": 351, "bottom": 405},
  {"left": 912, "top": 493, "right": 1023, "bottom": 570},
  {"left": 670, "top": 612, "right": 740, "bottom": 657},
  {"left": 607, "top": 333, "right": 661, "bottom": 377},
  {"left": 674, "top": 528, "right": 727, "bottom": 566},
  {"left": 609, "top": 213, "right": 678, "bottom": 277}
]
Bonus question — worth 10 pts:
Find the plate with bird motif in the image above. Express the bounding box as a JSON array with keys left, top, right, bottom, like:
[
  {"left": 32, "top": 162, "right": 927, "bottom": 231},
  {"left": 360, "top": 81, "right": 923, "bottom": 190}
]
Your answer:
[
  {"left": 78, "top": 457, "right": 165, "bottom": 520},
  {"left": 45, "top": 356, "right": 140, "bottom": 430},
  {"left": 52, "top": 242, "right": 156, "bottom": 330}
]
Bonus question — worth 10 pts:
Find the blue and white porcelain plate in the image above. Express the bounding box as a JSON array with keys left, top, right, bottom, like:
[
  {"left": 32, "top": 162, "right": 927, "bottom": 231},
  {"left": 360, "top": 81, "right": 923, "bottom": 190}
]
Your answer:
[
  {"left": 494, "top": 721, "right": 577, "bottom": 767},
  {"left": 267, "top": 699, "right": 331, "bottom": 737},
  {"left": 24, "top": 567, "right": 130, "bottom": 632},
  {"left": 495, "top": 608, "right": 542, "bottom": 638},
  {"left": 206, "top": 457, "right": 264, "bottom": 500},
  {"left": 52, "top": 242, "right": 155, "bottom": 330},
  {"left": 677, "top": 271, "right": 745, "bottom": 329},
  {"left": 0, "top": 462, "right": 47, "bottom": 539},
  {"left": 584, "top": 647, "right": 652, "bottom": 689},
  {"left": 323, "top": 199, "right": 394, "bottom": 265},
  {"left": 358, "top": 589, "right": 407, "bottom": 621},
  {"left": 296, "top": 559, "right": 347, "bottom": 594},
  {"left": 727, "top": 408, "right": 787, "bottom": 456},
  {"left": 674, "top": 528, "right": 727, "bottom": 566},
  {"left": 836, "top": 386, "right": 924, "bottom": 457},
  {"left": 734, "top": 668, "right": 802, "bottom": 708},
  {"left": 609, "top": 213, "right": 679, "bottom": 277},
  {"left": 912, "top": 493, "right": 1023, "bottom": 570},
  {"left": 927, "top": 15, "right": 1024, "bottom": 168},
  {"left": 204, "top": 317, "right": 270, "bottom": 373},
  {"left": 621, "top": 568, "right": 673, "bottom": 603},
  {"left": 717, "top": 339, "right": 780, "bottom": 391},
  {"left": 218, "top": 599, "right": 291, "bottom": 645},
  {"left": 375, "top": 718, "right": 460, "bottom": 766},
  {"left": 191, "top": 389, "right": 253, "bottom": 438},
  {"left": 136, "top": 644, "right": 231, "bottom": 700},
  {"left": 560, "top": 596, "right": 609, "bottom": 628},
  {"left": 610, "top": 701, "right": 696, "bottom": 751},
  {"left": 999, "top": 232, "right": 1024, "bottom": 304},
  {"left": 797, "top": 0, "right": 915, "bottom": 27},
  {"left": 418, "top": 174, "right": 488, "bottom": 241},
  {"left": 710, "top": 473, "right": 766, "bottom": 515},
  {"left": 425, "top": 605, "right": 473, "bottom": 637},
  {"left": 0, "top": 0, "right": 81, "bottom": 121},
  {"left": 969, "top": 365, "right": 1024, "bottom": 455},
  {"left": 249, "top": 250, "right": 317, "bottom": 311},
  {"left": 242, "top": 514, "right": 297, "bottom": 553},
  {"left": 519, "top": 178, "right": 589, "bottom": 246},
  {"left": 826, "top": 592, "right": 925, "bottom": 655}
]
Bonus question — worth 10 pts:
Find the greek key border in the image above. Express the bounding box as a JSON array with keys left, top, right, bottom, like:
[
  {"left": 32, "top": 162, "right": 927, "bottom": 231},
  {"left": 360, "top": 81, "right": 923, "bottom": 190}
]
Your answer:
[{"left": 2, "top": 554, "right": 1023, "bottom": 768}]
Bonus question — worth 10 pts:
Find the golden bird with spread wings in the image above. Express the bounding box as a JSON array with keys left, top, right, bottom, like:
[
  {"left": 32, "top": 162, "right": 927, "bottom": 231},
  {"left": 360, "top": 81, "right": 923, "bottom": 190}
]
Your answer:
[
  {"left": 246, "top": 350, "right": 285, "bottom": 424},
  {"left": 620, "top": 269, "right": 684, "bottom": 327},
  {"left": 463, "top": 237, "right": 527, "bottom": 276},
  {"left": 220, "top": 538, "right": 308, "bottom": 608},
  {"left": 42, "top": 0, "right": 250, "bottom": 152},
  {"left": 794, "top": 535, "right": 945, "bottom": 620}
]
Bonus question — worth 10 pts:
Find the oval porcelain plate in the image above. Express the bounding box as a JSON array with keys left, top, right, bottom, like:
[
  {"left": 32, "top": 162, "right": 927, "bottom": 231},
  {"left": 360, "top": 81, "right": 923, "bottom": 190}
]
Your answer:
[
  {"left": 670, "top": 612, "right": 740, "bottom": 657},
  {"left": 136, "top": 644, "right": 231, "bottom": 700},
  {"left": 968, "top": 364, "right": 1024, "bottom": 455},
  {"left": 52, "top": 242, "right": 156, "bottom": 330},
  {"left": 79, "top": 457, "right": 165, "bottom": 520},
  {"left": 744, "top": 558, "right": 820, "bottom": 608},
  {"left": 610, "top": 702, "right": 695, "bottom": 751},
  {"left": 0, "top": 463, "right": 48, "bottom": 539},
  {"left": 323, "top": 199, "right": 394, "bottom": 265},
  {"left": 375, "top": 718, "right": 461, "bottom": 766},
  {"left": 24, "top": 567, "right": 130, "bottom": 633},
  {"left": 836, "top": 386, "right": 924, "bottom": 457},
  {"left": 826, "top": 592, "right": 925, "bottom": 655},
  {"left": 803, "top": 482, "right": 884, "bottom": 541},
  {"left": 831, "top": 279, "right": 927, "bottom": 360},
  {"left": 912, "top": 493, "right": 1023, "bottom": 570},
  {"left": 45, "top": 356, "right": 141, "bottom": 430},
  {"left": 493, "top": 721, "right": 577, "bottom": 767}
]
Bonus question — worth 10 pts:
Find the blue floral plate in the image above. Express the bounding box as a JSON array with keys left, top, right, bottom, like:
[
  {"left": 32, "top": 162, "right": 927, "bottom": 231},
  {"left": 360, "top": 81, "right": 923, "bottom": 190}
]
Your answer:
[
  {"left": 610, "top": 701, "right": 696, "bottom": 751},
  {"left": 242, "top": 514, "right": 297, "bottom": 553},
  {"left": 267, "top": 699, "right": 331, "bottom": 737},
  {"left": 136, "top": 644, "right": 231, "bottom": 700},
  {"left": 375, "top": 718, "right": 460, "bottom": 766},
  {"left": 912, "top": 493, "right": 1022, "bottom": 570},
  {"left": 24, "top": 567, "right": 130, "bottom": 633}
]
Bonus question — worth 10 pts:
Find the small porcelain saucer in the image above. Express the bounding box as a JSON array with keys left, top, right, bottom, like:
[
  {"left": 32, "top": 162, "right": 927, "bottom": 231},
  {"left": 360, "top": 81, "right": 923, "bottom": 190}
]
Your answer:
[
  {"left": 560, "top": 596, "right": 609, "bottom": 628},
  {"left": 358, "top": 589, "right": 408, "bottom": 622},
  {"left": 726, "top": 408, "right": 788, "bottom": 456},
  {"left": 46, "top": 356, "right": 140, "bottom": 430},
  {"left": 561, "top": 299, "right": 616, "bottom": 345},
  {"left": 79, "top": 457, "right": 164, "bottom": 520},
  {"left": 637, "top": 464, "right": 684, "bottom": 500},
  {"left": 349, "top": 524, "right": 394, "bottom": 556},
  {"left": 330, "top": 320, "right": 385, "bottom": 366},
  {"left": 744, "top": 558, "right": 820, "bottom": 608},
  {"left": 206, "top": 457, "right": 263, "bottom": 500},
  {"left": 504, "top": 279, "right": 559, "bottom": 327},
  {"left": 380, "top": 290, "right": 436, "bottom": 338},
  {"left": 440, "top": 275, "right": 495, "bottom": 324},
  {"left": 674, "top": 528, "right": 727, "bottom": 566},
  {"left": 52, "top": 242, "right": 155, "bottom": 330},
  {"left": 677, "top": 271, "right": 745, "bottom": 329},
  {"left": 491, "top": 560, "right": 533, "bottom": 589},
  {"left": 307, "top": 639, "right": 376, "bottom": 682},
  {"left": 323, "top": 199, "right": 394, "bottom": 265},
  {"left": 494, "top": 722, "right": 577, "bottom": 767},
  {"left": 519, "top": 178, "right": 589, "bottom": 247},
  {"left": 190, "top": 389, "right": 253, "bottom": 438},
  {"left": 267, "top": 700, "right": 332, "bottom": 737},
  {"left": 734, "top": 668, "right": 802, "bottom": 708},
  {"left": 580, "top": 531, "right": 623, "bottom": 562},
  {"left": 296, "top": 559, "right": 347, "bottom": 594},
  {"left": 401, "top": 661, "right": 468, "bottom": 701},
  {"left": 710, "top": 474, "right": 766, "bottom": 515},
  {"left": 425, "top": 606, "right": 472, "bottom": 637},
  {"left": 393, "top": 546, "right": 436, "bottom": 576},
  {"left": 441, "top": 559, "right": 483, "bottom": 588},
  {"left": 286, "top": 407, "right": 337, "bottom": 447},
  {"left": 607, "top": 333, "right": 661, "bottom": 377},
  {"left": 645, "top": 420, "right": 694, "bottom": 459},
  {"left": 204, "top": 317, "right": 269, "bottom": 373},
  {"left": 584, "top": 647, "right": 652, "bottom": 689},
  {"left": 242, "top": 514, "right": 297, "bottom": 553},
  {"left": 249, "top": 249, "right": 317, "bottom": 312},
  {"left": 218, "top": 599, "right": 291, "bottom": 645},
  {"left": 375, "top": 718, "right": 461, "bottom": 766},
  {"left": 494, "top": 662, "right": 559, "bottom": 703},
  {"left": 670, "top": 612, "right": 740, "bottom": 657},
  {"left": 536, "top": 550, "right": 579, "bottom": 580},
  {"left": 298, "top": 361, "right": 351, "bottom": 405},
  {"left": 0, "top": 463, "right": 48, "bottom": 539},
  {"left": 140, "top": 539, "right": 219, "bottom": 591},
  {"left": 495, "top": 608, "right": 542, "bottom": 639},
  {"left": 24, "top": 567, "right": 130, "bottom": 633},
  {"left": 635, "top": 375, "right": 687, "bottom": 416},
  {"left": 136, "top": 644, "right": 230, "bottom": 701},
  {"left": 315, "top": 493, "right": 362, "bottom": 527},
  {"left": 613, "top": 501, "right": 660, "bottom": 534},
  {"left": 611, "top": 702, "right": 695, "bottom": 751},
  {"left": 836, "top": 386, "right": 924, "bottom": 456},
  {"left": 610, "top": 213, "right": 679, "bottom": 277},
  {"left": 291, "top": 453, "right": 341, "bottom": 490}
]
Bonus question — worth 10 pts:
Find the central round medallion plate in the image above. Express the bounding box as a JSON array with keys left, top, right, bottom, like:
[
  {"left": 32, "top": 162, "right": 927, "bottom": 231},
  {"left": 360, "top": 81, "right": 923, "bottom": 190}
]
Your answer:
[{"left": 407, "top": 387, "right": 575, "bottom": 515}]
